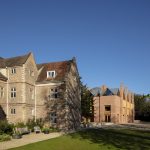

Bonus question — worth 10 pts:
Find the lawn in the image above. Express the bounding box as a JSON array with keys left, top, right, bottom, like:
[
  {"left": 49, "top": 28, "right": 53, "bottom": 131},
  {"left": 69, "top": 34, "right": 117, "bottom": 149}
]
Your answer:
[{"left": 10, "top": 128, "right": 150, "bottom": 150}]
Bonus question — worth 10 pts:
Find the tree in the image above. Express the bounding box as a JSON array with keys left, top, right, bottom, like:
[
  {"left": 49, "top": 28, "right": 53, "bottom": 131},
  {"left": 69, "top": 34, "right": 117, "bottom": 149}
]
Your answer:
[
  {"left": 134, "top": 94, "right": 150, "bottom": 121},
  {"left": 80, "top": 81, "right": 94, "bottom": 122}
]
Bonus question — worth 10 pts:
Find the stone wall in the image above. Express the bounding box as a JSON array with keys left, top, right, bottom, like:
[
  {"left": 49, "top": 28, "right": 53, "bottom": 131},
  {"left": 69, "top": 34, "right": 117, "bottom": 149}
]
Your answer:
[{"left": 65, "top": 61, "right": 81, "bottom": 129}]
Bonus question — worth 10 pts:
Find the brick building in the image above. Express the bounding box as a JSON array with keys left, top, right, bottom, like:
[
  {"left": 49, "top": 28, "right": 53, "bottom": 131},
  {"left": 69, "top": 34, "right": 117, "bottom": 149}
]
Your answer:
[
  {"left": 0, "top": 52, "right": 81, "bottom": 130},
  {"left": 91, "top": 84, "right": 134, "bottom": 124}
]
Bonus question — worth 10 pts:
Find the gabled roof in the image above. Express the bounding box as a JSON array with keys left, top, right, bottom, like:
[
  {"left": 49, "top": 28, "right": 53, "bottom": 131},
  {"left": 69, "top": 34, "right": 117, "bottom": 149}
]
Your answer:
[
  {"left": 0, "top": 53, "right": 31, "bottom": 68},
  {"left": 90, "top": 87, "right": 101, "bottom": 96},
  {"left": 0, "top": 73, "right": 7, "bottom": 81},
  {"left": 110, "top": 88, "right": 119, "bottom": 95},
  {"left": 103, "top": 88, "right": 114, "bottom": 96},
  {"left": 91, "top": 87, "right": 120, "bottom": 96},
  {"left": 36, "top": 60, "right": 72, "bottom": 83}
]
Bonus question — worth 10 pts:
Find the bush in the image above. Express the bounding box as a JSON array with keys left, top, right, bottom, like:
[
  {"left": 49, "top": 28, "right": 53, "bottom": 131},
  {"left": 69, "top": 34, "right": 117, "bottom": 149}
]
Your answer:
[
  {"left": 49, "top": 127, "right": 60, "bottom": 132},
  {"left": 36, "top": 118, "right": 44, "bottom": 128},
  {"left": 26, "top": 118, "right": 44, "bottom": 132},
  {"left": 15, "top": 122, "right": 26, "bottom": 128},
  {"left": 0, "top": 120, "right": 14, "bottom": 135},
  {"left": 0, "top": 134, "right": 11, "bottom": 142},
  {"left": 26, "top": 119, "right": 36, "bottom": 132}
]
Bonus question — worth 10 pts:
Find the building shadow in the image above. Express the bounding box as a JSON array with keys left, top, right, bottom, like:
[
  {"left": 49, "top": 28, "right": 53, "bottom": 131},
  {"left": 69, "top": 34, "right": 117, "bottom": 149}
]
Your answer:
[
  {"left": 0, "top": 105, "right": 6, "bottom": 120},
  {"left": 69, "top": 128, "right": 150, "bottom": 150}
]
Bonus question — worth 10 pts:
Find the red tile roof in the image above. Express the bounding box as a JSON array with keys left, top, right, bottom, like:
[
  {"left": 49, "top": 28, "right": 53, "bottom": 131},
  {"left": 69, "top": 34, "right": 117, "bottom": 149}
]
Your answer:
[{"left": 36, "top": 60, "right": 72, "bottom": 82}]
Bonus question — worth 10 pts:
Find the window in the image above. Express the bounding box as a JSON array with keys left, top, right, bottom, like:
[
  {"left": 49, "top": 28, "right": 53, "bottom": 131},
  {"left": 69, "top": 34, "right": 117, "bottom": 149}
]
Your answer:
[
  {"left": 50, "top": 112, "right": 57, "bottom": 123},
  {"left": 30, "top": 88, "right": 34, "bottom": 99},
  {"left": 29, "top": 70, "right": 34, "bottom": 76},
  {"left": 31, "top": 109, "right": 35, "bottom": 116},
  {"left": 105, "top": 105, "right": 111, "bottom": 111},
  {"left": 49, "top": 88, "right": 58, "bottom": 100},
  {"left": 11, "top": 68, "right": 16, "bottom": 74},
  {"left": 11, "top": 109, "right": 16, "bottom": 114},
  {"left": 54, "top": 93, "right": 58, "bottom": 98},
  {"left": 11, "top": 87, "right": 16, "bottom": 98},
  {"left": 47, "top": 71, "right": 56, "bottom": 78},
  {"left": 0, "top": 87, "right": 4, "bottom": 98}
]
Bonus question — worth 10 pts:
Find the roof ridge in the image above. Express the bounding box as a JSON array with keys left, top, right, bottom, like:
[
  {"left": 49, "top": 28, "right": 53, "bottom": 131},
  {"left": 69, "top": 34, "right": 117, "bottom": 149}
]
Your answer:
[
  {"left": 37, "top": 59, "right": 72, "bottom": 66},
  {"left": 4, "top": 52, "right": 31, "bottom": 60}
]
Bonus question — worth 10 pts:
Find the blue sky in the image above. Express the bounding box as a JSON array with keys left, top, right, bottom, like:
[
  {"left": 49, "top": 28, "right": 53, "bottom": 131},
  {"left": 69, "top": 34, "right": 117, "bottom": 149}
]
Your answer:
[{"left": 0, "top": 0, "right": 150, "bottom": 94}]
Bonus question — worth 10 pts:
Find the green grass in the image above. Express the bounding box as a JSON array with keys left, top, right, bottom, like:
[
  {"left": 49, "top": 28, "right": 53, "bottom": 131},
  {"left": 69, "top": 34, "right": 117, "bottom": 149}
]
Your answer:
[{"left": 10, "top": 128, "right": 150, "bottom": 150}]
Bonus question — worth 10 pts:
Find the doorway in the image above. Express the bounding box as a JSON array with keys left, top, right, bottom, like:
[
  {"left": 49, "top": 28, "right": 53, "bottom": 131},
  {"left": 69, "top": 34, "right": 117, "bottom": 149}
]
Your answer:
[{"left": 105, "top": 115, "right": 111, "bottom": 122}]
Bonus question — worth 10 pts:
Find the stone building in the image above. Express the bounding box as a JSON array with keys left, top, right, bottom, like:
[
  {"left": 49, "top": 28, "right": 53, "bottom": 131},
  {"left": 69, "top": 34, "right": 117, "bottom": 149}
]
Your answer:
[
  {"left": 91, "top": 84, "right": 134, "bottom": 124},
  {"left": 0, "top": 52, "right": 81, "bottom": 130}
]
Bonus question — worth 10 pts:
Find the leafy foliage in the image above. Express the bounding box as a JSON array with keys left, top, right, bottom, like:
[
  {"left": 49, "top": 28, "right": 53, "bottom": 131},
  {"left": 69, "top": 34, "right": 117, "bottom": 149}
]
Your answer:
[
  {"left": 134, "top": 94, "right": 150, "bottom": 121},
  {"left": 0, "top": 120, "right": 14, "bottom": 135},
  {"left": 81, "top": 81, "right": 94, "bottom": 122},
  {"left": 26, "top": 118, "right": 44, "bottom": 132},
  {"left": 0, "top": 134, "right": 11, "bottom": 142}
]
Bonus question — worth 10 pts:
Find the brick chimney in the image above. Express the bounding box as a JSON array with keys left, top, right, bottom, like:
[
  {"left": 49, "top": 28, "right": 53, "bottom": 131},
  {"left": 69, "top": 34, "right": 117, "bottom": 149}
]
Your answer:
[
  {"left": 101, "top": 85, "right": 107, "bottom": 93},
  {"left": 120, "top": 83, "right": 124, "bottom": 98}
]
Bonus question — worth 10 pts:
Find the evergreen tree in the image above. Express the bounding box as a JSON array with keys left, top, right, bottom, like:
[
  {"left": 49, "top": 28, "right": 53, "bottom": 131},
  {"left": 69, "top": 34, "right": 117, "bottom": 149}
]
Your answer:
[{"left": 80, "top": 81, "right": 94, "bottom": 122}]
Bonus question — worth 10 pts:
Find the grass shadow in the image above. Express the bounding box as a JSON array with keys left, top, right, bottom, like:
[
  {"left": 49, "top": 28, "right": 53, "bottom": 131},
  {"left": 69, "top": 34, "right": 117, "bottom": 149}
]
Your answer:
[{"left": 69, "top": 128, "right": 150, "bottom": 150}]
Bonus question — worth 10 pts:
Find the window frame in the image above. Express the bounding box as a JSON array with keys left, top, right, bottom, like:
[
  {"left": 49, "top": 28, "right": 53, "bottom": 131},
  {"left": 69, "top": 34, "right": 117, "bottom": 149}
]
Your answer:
[
  {"left": 47, "top": 71, "right": 56, "bottom": 78},
  {"left": 30, "top": 88, "right": 34, "bottom": 99},
  {"left": 11, "top": 87, "right": 16, "bottom": 98},
  {"left": 11, "top": 68, "right": 16, "bottom": 74},
  {"left": 50, "top": 112, "right": 57, "bottom": 124},
  {"left": 11, "top": 108, "right": 16, "bottom": 114},
  {"left": 0, "top": 87, "right": 4, "bottom": 98},
  {"left": 49, "top": 87, "right": 58, "bottom": 100}
]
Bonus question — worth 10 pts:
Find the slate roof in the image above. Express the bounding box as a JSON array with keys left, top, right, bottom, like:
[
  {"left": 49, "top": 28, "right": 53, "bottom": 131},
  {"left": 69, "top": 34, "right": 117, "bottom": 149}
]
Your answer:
[
  {"left": 90, "top": 87, "right": 101, "bottom": 96},
  {"left": 110, "top": 88, "right": 119, "bottom": 95},
  {"left": 0, "top": 53, "right": 31, "bottom": 68},
  {"left": 91, "top": 87, "right": 120, "bottom": 96},
  {"left": 0, "top": 73, "right": 7, "bottom": 81},
  {"left": 36, "top": 60, "right": 72, "bottom": 82}
]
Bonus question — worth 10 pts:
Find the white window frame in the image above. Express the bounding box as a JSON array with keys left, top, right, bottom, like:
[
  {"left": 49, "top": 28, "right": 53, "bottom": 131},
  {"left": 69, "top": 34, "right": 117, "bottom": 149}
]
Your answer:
[
  {"left": 11, "top": 87, "right": 16, "bottom": 98},
  {"left": 47, "top": 71, "right": 56, "bottom": 78},
  {"left": 11, "top": 108, "right": 16, "bottom": 114},
  {"left": 11, "top": 68, "right": 16, "bottom": 74},
  {"left": 0, "top": 87, "right": 4, "bottom": 98}
]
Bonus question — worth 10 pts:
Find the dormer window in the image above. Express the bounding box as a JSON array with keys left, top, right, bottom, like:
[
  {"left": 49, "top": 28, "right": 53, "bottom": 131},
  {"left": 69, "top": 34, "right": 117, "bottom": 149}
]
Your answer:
[
  {"left": 47, "top": 71, "right": 56, "bottom": 78},
  {"left": 11, "top": 68, "right": 16, "bottom": 74}
]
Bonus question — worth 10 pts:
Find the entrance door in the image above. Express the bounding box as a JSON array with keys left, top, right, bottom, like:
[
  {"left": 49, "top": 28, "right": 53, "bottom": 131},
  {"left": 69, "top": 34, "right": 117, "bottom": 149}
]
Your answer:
[{"left": 105, "top": 115, "right": 111, "bottom": 122}]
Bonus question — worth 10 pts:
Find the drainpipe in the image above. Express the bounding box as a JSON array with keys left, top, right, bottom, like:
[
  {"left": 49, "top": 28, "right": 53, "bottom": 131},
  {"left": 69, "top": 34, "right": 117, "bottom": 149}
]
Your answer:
[
  {"left": 99, "top": 96, "right": 100, "bottom": 122},
  {"left": 98, "top": 92, "right": 100, "bottom": 123},
  {"left": 34, "top": 84, "right": 36, "bottom": 122},
  {"left": 6, "top": 67, "right": 9, "bottom": 120}
]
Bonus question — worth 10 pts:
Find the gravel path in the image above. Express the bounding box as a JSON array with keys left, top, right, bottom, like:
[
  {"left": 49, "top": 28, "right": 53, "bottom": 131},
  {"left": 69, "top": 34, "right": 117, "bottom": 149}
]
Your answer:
[{"left": 0, "top": 132, "right": 63, "bottom": 150}]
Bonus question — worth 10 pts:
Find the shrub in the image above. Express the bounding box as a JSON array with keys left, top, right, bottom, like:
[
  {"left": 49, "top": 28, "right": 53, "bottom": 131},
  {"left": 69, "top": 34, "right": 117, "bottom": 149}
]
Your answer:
[
  {"left": 49, "top": 127, "right": 60, "bottom": 132},
  {"left": 15, "top": 122, "right": 26, "bottom": 128},
  {"left": 0, "top": 134, "right": 11, "bottom": 142},
  {"left": 26, "top": 118, "right": 44, "bottom": 132},
  {"left": 0, "top": 120, "right": 14, "bottom": 135},
  {"left": 36, "top": 118, "right": 44, "bottom": 128},
  {"left": 26, "top": 119, "right": 36, "bottom": 132}
]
